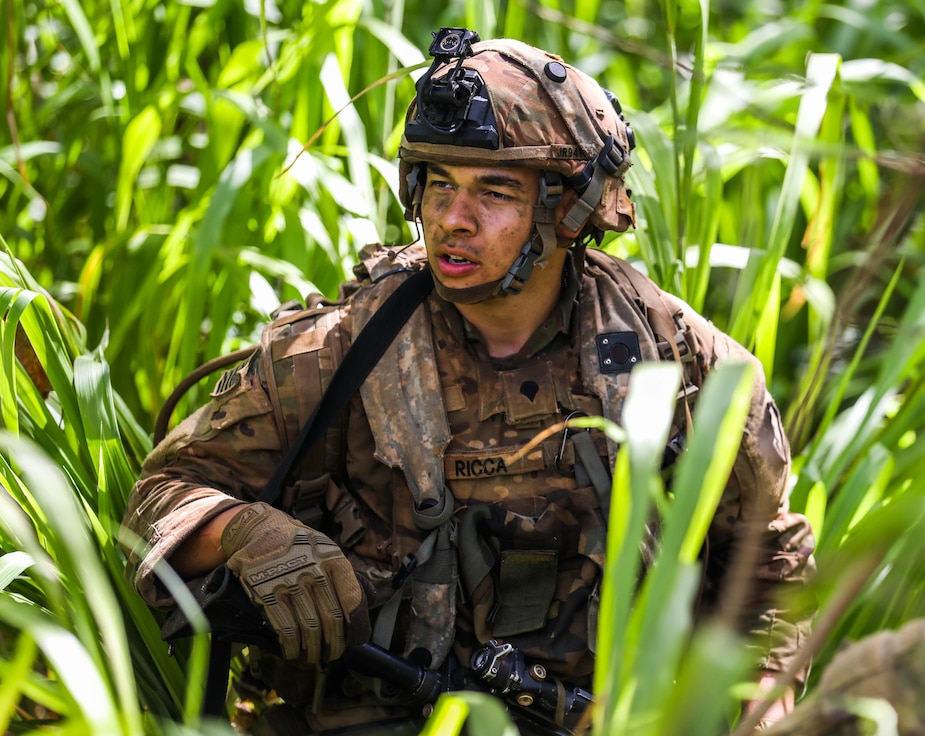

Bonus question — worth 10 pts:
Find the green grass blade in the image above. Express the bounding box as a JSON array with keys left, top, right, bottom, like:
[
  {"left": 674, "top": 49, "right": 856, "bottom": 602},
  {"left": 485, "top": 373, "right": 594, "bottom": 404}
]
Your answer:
[
  {"left": 595, "top": 363, "right": 679, "bottom": 733},
  {"left": 658, "top": 623, "right": 752, "bottom": 736},
  {"left": 0, "top": 594, "right": 122, "bottom": 734},
  {"left": 627, "top": 362, "right": 753, "bottom": 721},
  {"left": 0, "top": 288, "right": 38, "bottom": 435},
  {"left": 729, "top": 53, "right": 842, "bottom": 347},
  {"left": 0, "top": 432, "right": 145, "bottom": 734},
  {"left": 58, "top": 0, "right": 101, "bottom": 72},
  {"left": 116, "top": 106, "right": 163, "bottom": 233}
]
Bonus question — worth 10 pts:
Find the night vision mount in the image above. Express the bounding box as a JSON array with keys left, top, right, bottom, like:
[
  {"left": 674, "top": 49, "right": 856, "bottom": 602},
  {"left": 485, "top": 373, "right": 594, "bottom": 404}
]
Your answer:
[{"left": 405, "top": 27, "right": 500, "bottom": 149}]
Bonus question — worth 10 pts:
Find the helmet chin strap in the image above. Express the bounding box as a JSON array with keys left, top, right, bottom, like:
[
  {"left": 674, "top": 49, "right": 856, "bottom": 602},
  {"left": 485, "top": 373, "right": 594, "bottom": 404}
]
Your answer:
[
  {"left": 431, "top": 269, "right": 505, "bottom": 304},
  {"left": 430, "top": 172, "right": 564, "bottom": 305}
]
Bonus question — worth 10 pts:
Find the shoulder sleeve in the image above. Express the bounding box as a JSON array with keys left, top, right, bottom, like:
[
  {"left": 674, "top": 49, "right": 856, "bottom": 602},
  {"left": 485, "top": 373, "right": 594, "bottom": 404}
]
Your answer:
[
  {"left": 122, "top": 304, "right": 354, "bottom": 607},
  {"left": 662, "top": 293, "right": 816, "bottom": 684}
]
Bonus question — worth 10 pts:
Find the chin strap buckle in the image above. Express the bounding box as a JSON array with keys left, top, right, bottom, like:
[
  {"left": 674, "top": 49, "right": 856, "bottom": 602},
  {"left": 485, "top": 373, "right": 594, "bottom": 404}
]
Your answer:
[{"left": 500, "top": 239, "right": 542, "bottom": 295}]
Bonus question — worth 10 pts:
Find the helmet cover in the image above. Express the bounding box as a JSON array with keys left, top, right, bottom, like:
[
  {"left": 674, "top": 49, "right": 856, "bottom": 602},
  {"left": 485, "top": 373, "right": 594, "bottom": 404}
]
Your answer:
[{"left": 399, "top": 32, "right": 636, "bottom": 236}]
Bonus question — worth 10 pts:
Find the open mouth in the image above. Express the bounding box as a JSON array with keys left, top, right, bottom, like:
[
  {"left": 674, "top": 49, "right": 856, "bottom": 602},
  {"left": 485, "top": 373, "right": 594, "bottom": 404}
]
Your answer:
[
  {"left": 444, "top": 254, "right": 474, "bottom": 265},
  {"left": 436, "top": 246, "right": 480, "bottom": 277}
]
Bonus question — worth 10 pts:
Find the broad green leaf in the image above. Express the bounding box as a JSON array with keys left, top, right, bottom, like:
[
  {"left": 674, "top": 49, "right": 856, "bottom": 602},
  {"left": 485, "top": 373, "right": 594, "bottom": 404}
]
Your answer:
[
  {"left": 0, "top": 551, "right": 34, "bottom": 590},
  {"left": 421, "top": 691, "right": 518, "bottom": 736},
  {"left": 0, "top": 633, "right": 39, "bottom": 731},
  {"left": 116, "top": 106, "right": 163, "bottom": 233},
  {"left": 730, "top": 53, "right": 842, "bottom": 347},
  {"left": 0, "top": 596, "right": 120, "bottom": 734}
]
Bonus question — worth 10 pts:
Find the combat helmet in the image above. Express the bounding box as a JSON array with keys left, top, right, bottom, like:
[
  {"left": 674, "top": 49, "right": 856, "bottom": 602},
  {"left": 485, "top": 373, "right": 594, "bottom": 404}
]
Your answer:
[{"left": 399, "top": 28, "right": 636, "bottom": 303}]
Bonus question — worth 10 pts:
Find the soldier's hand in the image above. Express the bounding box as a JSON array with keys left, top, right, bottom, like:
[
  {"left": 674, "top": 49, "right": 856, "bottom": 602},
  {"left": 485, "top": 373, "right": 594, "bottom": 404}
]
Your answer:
[{"left": 220, "top": 502, "right": 370, "bottom": 663}]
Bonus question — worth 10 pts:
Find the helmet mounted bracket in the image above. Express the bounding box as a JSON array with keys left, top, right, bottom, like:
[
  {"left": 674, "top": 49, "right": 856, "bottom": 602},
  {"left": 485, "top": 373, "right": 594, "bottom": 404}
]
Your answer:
[{"left": 406, "top": 29, "right": 499, "bottom": 148}]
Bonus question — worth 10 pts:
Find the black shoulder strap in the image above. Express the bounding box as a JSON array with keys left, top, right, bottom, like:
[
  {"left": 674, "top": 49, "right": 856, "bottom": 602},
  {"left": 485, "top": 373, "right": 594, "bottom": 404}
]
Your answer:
[{"left": 258, "top": 266, "right": 435, "bottom": 505}]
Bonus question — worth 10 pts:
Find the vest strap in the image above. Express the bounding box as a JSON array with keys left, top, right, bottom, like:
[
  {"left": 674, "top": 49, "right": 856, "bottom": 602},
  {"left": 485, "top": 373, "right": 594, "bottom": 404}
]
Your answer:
[
  {"left": 258, "top": 267, "right": 435, "bottom": 505},
  {"left": 371, "top": 529, "right": 440, "bottom": 649},
  {"left": 572, "top": 429, "right": 613, "bottom": 522}
]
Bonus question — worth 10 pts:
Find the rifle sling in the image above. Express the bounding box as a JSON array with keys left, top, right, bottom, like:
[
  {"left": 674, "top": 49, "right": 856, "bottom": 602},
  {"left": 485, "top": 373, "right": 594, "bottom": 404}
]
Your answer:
[
  {"left": 258, "top": 266, "right": 435, "bottom": 505},
  {"left": 199, "top": 266, "right": 433, "bottom": 717}
]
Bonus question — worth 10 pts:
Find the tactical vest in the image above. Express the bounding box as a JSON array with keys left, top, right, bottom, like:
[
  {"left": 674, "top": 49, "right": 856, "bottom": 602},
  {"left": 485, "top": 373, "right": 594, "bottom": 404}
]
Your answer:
[{"left": 261, "top": 244, "right": 705, "bottom": 682}]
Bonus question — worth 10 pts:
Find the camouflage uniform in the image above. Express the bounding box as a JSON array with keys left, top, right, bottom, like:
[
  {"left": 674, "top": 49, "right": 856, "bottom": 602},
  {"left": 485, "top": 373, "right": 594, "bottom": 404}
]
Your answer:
[
  {"left": 766, "top": 619, "right": 925, "bottom": 736},
  {"left": 123, "top": 242, "right": 815, "bottom": 733}
]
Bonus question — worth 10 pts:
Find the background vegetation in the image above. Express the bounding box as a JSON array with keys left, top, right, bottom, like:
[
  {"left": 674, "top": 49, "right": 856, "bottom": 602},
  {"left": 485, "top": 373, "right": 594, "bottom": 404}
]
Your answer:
[{"left": 1, "top": 0, "right": 924, "bottom": 734}]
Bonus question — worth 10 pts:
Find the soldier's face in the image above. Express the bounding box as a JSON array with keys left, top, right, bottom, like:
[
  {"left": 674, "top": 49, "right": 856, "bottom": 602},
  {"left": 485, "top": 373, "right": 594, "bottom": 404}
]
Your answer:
[{"left": 420, "top": 163, "right": 539, "bottom": 292}]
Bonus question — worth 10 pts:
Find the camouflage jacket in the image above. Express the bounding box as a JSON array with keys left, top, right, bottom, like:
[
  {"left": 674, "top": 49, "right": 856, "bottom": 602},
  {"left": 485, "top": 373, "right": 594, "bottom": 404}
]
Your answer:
[{"left": 123, "top": 243, "right": 814, "bottom": 703}]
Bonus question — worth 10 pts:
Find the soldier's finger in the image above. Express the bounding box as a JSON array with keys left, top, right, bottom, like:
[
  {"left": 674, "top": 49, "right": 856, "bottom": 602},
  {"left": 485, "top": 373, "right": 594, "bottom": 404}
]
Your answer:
[
  {"left": 324, "top": 557, "right": 365, "bottom": 612},
  {"left": 290, "top": 583, "right": 323, "bottom": 663},
  {"left": 260, "top": 591, "right": 301, "bottom": 660},
  {"left": 323, "top": 558, "right": 369, "bottom": 648},
  {"left": 308, "top": 572, "right": 347, "bottom": 662}
]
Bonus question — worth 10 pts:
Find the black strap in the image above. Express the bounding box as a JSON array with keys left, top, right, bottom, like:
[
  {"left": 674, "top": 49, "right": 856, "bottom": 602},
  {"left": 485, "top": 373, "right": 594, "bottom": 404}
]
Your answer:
[
  {"left": 258, "top": 266, "right": 435, "bottom": 505},
  {"left": 198, "top": 266, "right": 433, "bottom": 718},
  {"left": 203, "top": 638, "right": 232, "bottom": 715}
]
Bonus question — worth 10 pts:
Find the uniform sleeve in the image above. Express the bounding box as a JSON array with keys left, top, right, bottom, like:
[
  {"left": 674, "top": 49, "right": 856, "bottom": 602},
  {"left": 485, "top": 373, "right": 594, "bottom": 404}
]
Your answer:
[
  {"left": 669, "top": 297, "right": 817, "bottom": 684},
  {"left": 121, "top": 350, "right": 287, "bottom": 607}
]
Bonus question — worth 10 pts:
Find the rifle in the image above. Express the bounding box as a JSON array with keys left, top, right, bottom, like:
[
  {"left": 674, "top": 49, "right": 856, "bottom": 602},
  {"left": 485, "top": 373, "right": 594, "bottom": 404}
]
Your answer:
[
  {"left": 161, "top": 565, "right": 593, "bottom": 736},
  {"left": 348, "top": 639, "right": 593, "bottom": 736}
]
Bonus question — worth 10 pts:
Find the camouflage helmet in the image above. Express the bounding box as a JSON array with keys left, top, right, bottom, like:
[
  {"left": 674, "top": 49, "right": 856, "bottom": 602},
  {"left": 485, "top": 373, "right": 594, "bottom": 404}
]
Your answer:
[{"left": 398, "top": 29, "right": 636, "bottom": 302}]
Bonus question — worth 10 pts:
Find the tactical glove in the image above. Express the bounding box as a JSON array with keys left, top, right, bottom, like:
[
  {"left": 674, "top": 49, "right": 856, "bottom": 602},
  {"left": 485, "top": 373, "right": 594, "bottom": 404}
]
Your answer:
[{"left": 220, "top": 502, "right": 370, "bottom": 663}]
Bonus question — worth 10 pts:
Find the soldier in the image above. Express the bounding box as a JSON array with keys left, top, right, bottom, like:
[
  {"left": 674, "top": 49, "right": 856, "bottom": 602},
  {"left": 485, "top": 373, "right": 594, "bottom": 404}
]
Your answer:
[{"left": 122, "top": 29, "right": 815, "bottom": 735}]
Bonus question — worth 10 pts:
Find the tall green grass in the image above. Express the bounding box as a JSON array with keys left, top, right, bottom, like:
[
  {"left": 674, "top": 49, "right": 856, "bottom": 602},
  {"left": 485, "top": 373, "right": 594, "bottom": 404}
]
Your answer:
[
  {"left": 0, "top": 241, "right": 220, "bottom": 735},
  {"left": 2, "top": 0, "right": 924, "bottom": 734}
]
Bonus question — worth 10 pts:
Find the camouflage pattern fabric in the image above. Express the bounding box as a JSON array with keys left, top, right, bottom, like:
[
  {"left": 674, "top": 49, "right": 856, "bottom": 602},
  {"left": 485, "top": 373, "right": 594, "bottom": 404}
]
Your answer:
[
  {"left": 765, "top": 619, "right": 925, "bottom": 736},
  {"left": 122, "top": 243, "right": 815, "bottom": 731}
]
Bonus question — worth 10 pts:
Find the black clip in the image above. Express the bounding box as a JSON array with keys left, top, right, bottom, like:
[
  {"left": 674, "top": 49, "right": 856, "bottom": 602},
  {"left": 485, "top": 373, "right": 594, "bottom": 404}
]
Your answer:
[{"left": 392, "top": 554, "right": 418, "bottom": 589}]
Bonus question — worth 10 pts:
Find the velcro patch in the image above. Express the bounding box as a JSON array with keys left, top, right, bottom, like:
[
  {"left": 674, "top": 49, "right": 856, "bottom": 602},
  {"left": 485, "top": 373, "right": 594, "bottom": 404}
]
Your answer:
[
  {"left": 211, "top": 368, "right": 241, "bottom": 398},
  {"left": 445, "top": 447, "right": 545, "bottom": 480},
  {"left": 272, "top": 328, "right": 328, "bottom": 360}
]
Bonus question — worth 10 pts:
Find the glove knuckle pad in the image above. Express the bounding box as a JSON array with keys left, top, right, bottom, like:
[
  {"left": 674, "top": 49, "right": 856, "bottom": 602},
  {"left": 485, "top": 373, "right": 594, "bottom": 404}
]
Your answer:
[{"left": 222, "top": 502, "right": 370, "bottom": 663}]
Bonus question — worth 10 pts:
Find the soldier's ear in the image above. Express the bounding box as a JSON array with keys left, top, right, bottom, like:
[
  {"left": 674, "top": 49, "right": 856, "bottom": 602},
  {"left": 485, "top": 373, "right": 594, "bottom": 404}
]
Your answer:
[{"left": 553, "top": 189, "right": 588, "bottom": 241}]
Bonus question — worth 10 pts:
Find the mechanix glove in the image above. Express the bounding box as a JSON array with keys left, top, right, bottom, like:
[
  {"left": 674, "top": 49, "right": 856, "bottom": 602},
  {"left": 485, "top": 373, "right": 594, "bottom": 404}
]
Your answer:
[{"left": 220, "top": 502, "right": 370, "bottom": 663}]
